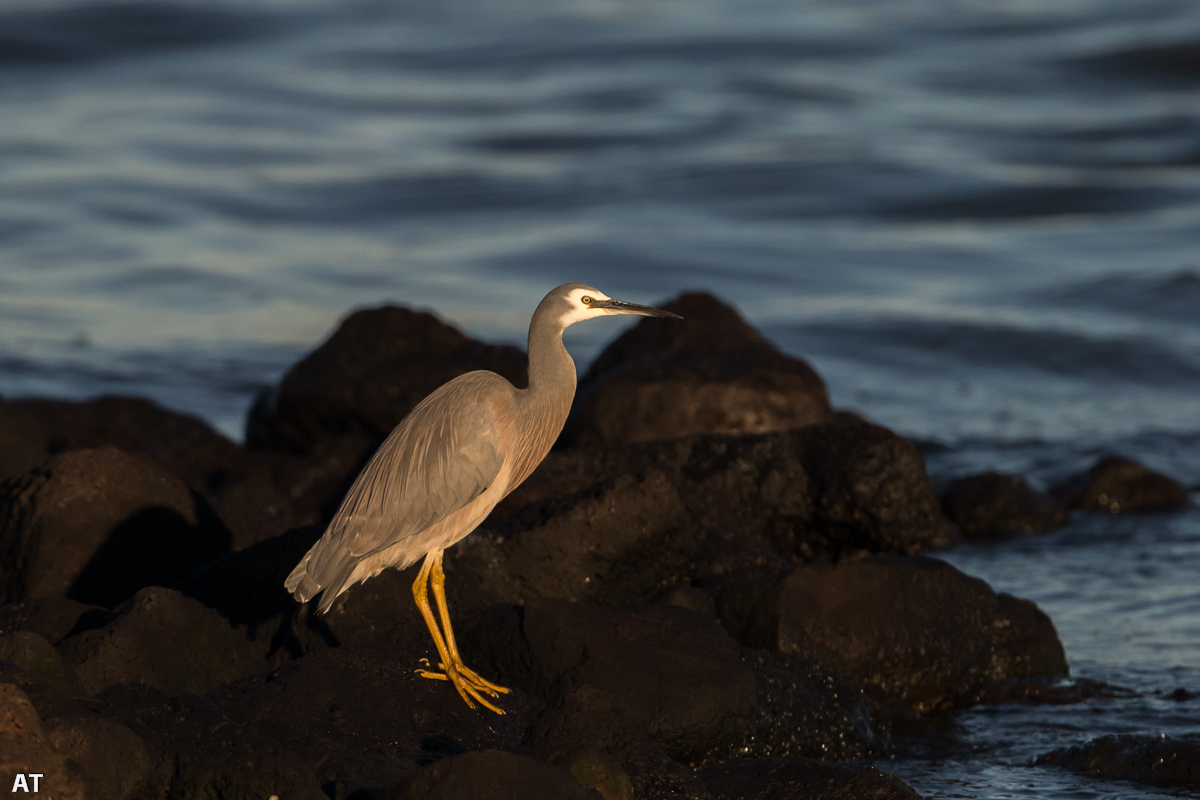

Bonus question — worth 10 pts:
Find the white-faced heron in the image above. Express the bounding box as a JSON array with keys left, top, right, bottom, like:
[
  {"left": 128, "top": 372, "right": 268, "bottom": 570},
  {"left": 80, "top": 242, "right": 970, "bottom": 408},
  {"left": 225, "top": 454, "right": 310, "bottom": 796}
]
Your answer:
[{"left": 285, "top": 283, "right": 681, "bottom": 713}]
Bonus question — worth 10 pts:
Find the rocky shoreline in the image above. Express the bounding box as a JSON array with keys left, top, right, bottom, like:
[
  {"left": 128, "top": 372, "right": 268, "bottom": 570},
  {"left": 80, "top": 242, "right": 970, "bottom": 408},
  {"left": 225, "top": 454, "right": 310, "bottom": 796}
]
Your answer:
[{"left": 1, "top": 292, "right": 1192, "bottom": 798}]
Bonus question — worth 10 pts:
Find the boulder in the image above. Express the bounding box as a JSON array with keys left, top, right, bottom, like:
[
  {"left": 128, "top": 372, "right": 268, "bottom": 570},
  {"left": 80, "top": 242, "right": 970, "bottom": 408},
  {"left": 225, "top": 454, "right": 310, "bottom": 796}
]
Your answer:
[
  {"left": 740, "top": 650, "right": 885, "bottom": 762},
  {"left": 57, "top": 587, "right": 267, "bottom": 696},
  {"left": 0, "top": 597, "right": 107, "bottom": 644},
  {"left": 1050, "top": 455, "right": 1188, "bottom": 513},
  {"left": 698, "top": 757, "right": 923, "bottom": 800},
  {"left": 0, "top": 682, "right": 86, "bottom": 799},
  {"left": 495, "top": 414, "right": 953, "bottom": 565},
  {"left": 0, "top": 398, "right": 45, "bottom": 482},
  {"left": 37, "top": 700, "right": 151, "bottom": 800},
  {"left": 939, "top": 471, "right": 1067, "bottom": 538},
  {"left": 245, "top": 304, "right": 527, "bottom": 454},
  {"left": 1036, "top": 733, "right": 1200, "bottom": 786},
  {"left": 774, "top": 556, "right": 1064, "bottom": 714},
  {"left": 0, "top": 447, "right": 231, "bottom": 607},
  {"left": 988, "top": 592, "right": 1068, "bottom": 680},
  {"left": 390, "top": 750, "right": 601, "bottom": 800},
  {"left": 450, "top": 470, "right": 781, "bottom": 618},
  {"left": 0, "top": 632, "right": 85, "bottom": 696},
  {"left": 564, "top": 292, "right": 832, "bottom": 446},
  {"left": 96, "top": 683, "right": 326, "bottom": 800},
  {"left": 8, "top": 395, "right": 244, "bottom": 495},
  {"left": 218, "top": 645, "right": 540, "bottom": 797},
  {"left": 520, "top": 685, "right": 705, "bottom": 800},
  {"left": 463, "top": 600, "right": 757, "bottom": 765}
]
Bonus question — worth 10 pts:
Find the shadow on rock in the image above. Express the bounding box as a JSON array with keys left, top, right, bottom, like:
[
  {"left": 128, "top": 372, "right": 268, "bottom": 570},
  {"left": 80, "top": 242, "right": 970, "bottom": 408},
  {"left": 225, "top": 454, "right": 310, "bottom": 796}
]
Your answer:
[{"left": 0, "top": 447, "right": 231, "bottom": 608}]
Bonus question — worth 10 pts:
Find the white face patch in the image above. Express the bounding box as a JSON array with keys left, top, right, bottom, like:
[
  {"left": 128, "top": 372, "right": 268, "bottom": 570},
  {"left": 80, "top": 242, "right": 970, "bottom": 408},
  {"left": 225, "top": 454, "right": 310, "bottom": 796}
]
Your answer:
[{"left": 557, "top": 286, "right": 613, "bottom": 328}]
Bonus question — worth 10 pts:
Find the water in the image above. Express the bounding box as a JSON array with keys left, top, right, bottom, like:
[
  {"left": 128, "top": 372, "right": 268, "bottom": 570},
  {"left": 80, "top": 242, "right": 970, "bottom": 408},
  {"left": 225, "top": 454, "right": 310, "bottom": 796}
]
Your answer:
[{"left": 2, "top": 1, "right": 1199, "bottom": 796}]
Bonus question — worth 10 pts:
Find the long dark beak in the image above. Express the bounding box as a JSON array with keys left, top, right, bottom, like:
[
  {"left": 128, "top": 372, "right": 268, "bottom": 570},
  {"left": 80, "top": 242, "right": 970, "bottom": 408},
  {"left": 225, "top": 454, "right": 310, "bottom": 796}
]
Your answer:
[{"left": 593, "top": 298, "right": 682, "bottom": 319}]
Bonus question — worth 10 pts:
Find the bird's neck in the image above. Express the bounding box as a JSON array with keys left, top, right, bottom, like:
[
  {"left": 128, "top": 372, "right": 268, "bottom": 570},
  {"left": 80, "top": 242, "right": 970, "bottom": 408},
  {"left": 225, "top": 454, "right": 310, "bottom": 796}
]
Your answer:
[{"left": 511, "top": 316, "right": 576, "bottom": 483}]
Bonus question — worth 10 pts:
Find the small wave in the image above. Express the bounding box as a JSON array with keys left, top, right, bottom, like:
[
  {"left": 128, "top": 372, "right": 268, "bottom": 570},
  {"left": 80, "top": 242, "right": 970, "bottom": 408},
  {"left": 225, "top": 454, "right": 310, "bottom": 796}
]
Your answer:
[
  {"left": 1038, "top": 269, "right": 1200, "bottom": 326},
  {"left": 0, "top": 1, "right": 277, "bottom": 67},
  {"left": 1066, "top": 37, "right": 1200, "bottom": 84},
  {"left": 788, "top": 317, "right": 1200, "bottom": 385}
]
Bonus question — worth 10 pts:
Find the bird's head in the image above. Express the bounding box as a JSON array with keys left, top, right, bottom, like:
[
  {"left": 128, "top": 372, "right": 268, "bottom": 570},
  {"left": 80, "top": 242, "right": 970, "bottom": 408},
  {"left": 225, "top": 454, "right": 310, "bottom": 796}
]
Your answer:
[{"left": 548, "top": 283, "right": 682, "bottom": 329}]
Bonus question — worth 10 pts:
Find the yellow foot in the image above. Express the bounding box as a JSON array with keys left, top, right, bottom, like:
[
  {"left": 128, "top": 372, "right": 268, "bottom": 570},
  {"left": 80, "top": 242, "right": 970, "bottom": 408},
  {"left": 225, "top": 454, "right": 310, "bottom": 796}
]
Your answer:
[{"left": 416, "top": 659, "right": 507, "bottom": 714}]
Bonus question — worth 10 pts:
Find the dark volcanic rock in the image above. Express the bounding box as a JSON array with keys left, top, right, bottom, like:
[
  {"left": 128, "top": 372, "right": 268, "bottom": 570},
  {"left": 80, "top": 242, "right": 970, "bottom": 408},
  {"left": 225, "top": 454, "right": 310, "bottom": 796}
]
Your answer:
[
  {"left": 245, "top": 304, "right": 527, "bottom": 454},
  {"left": 988, "top": 592, "right": 1068, "bottom": 680},
  {"left": 1050, "top": 455, "right": 1188, "bottom": 513},
  {"left": 0, "top": 596, "right": 107, "bottom": 643},
  {"left": 57, "top": 586, "right": 267, "bottom": 696},
  {"left": 8, "top": 395, "right": 245, "bottom": 496},
  {"left": 97, "top": 683, "right": 326, "bottom": 800},
  {"left": 521, "top": 685, "right": 707, "bottom": 800},
  {"left": 0, "top": 631, "right": 85, "bottom": 696},
  {"left": 219, "top": 645, "right": 540, "bottom": 798},
  {"left": 774, "top": 556, "right": 1062, "bottom": 714},
  {"left": 564, "top": 291, "right": 832, "bottom": 447},
  {"left": 496, "top": 414, "right": 953, "bottom": 565},
  {"left": 464, "top": 600, "right": 757, "bottom": 764},
  {"left": 0, "top": 682, "right": 85, "bottom": 799},
  {"left": 0, "top": 397, "right": 45, "bottom": 482},
  {"left": 940, "top": 471, "right": 1068, "bottom": 538},
  {"left": 390, "top": 749, "right": 601, "bottom": 800},
  {"left": 0, "top": 447, "right": 231, "bottom": 607},
  {"left": 1037, "top": 733, "right": 1200, "bottom": 787},
  {"left": 39, "top": 702, "right": 151, "bottom": 800},
  {"left": 449, "top": 470, "right": 784, "bottom": 619},
  {"left": 698, "top": 757, "right": 923, "bottom": 800},
  {"left": 741, "top": 650, "right": 885, "bottom": 762}
]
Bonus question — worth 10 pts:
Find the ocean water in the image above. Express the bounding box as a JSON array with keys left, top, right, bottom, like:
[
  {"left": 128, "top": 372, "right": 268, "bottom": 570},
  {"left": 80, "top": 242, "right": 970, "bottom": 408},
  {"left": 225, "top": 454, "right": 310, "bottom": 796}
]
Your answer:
[{"left": 2, "top": 0, "right": 1199, "bottom": 796}]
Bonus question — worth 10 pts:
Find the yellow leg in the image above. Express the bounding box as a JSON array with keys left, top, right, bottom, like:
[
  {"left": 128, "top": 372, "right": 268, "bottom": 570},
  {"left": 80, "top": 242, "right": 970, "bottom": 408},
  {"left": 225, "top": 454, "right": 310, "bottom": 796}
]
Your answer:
[
  {"left": 429, "top": 551, "right": 511, "bottom": 702},
  {"left": 411, "top": 551, "right": 476, "bottom": 710}
]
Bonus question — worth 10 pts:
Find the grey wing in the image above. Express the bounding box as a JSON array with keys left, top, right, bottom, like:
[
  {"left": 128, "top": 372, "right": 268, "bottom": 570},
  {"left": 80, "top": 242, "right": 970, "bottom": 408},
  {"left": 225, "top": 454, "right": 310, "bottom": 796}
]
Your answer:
[{"left": 286, "top": 371, "right": 513, "bottom": 603}]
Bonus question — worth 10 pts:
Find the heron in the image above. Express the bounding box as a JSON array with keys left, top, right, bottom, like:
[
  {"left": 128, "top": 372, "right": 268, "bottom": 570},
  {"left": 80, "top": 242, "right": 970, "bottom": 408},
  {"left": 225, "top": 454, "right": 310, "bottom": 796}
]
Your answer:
[{"left": 285, "top": 283, "right": 681, "bottom": 713}]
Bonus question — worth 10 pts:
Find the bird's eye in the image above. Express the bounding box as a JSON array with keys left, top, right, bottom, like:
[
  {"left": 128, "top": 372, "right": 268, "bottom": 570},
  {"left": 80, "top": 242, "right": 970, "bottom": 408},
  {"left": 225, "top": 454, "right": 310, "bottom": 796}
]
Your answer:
[{"left": 581, "top": 296, "right": 592, "bottom": 305}]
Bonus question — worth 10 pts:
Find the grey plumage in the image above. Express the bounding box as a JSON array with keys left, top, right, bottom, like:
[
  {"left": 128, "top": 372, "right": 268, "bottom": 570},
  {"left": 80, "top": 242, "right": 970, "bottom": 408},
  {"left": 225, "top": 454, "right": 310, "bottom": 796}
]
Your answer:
[{"left": 284, "top": 282, "right": 680, "bottom": 712}]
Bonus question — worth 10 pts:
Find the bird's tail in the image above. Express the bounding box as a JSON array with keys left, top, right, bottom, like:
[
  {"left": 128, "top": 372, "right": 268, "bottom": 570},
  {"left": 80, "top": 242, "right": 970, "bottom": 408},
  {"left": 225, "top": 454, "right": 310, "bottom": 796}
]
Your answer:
[{"left": 284, "top": 550, "right": 356, "bottom": 615}]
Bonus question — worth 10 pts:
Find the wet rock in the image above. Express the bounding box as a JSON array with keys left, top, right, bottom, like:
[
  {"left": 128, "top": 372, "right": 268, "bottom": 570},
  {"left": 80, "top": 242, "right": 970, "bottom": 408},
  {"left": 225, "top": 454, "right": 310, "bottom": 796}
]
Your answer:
[
  {"left": 0, "top": 597, "right": 107, "bottom": 644},
  {"left": 0, "top": 447, "right": 231, "bottom": 607},
  {"left": 741, "top": 650, "right": 885, "bottom": 762},
  {"left": 940, "top": 471, "right": 1067, "bottom": 538},
  {"left": 390, "top": 749, "right": 602, "bottom": 800},
  {"left": 449, "top": 470, "right": 781, "bottom": 619},
  {"left": 564, "top": 292, "right": 831, "bottom": 446},
  {"left": 9, "top": 395, "right": 245, "bottom": 496},
  {"left": 464, "top": 600, "right": 757, "bottom": 764},
  {"left": 245, "top": 304, "right": 527, "bottom": 454},
  {"left": 219, "top": 645, "right": 540, "bottom": 798},
  {"left": 988, "top": 592, "right": 1068, "bottom": 680},
  {"left": 57, "top": 586, "right": 266, "bottom": 696},
  {"left": 775, "top": 556, "right": 1019, "bottom": 714},
  {"left": 0, "top": 682, "right": 86, "bottom": 799},
  {"left": 698, "top": 757, "right": 923, "bottom": 800},
  {"left": 497, "top": 414, "right": 953, "bottom": 565},
  {"left": 1049, "top": 455, "right": 1188, "bottom": 513},
  {"left": 97, "top": 683, "right": 326, "bottom": 800},
  {"left": 1036, "top": 733, "right": 1200, "bottom": 787},
  {"left": 0, "top": 632, "right": 85, "bottom": 696},
  {"left": 520, "top": 685, "right": 708, "bottom": 800}
]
